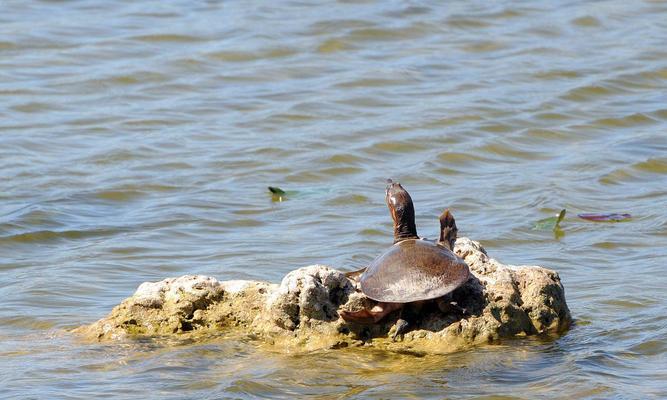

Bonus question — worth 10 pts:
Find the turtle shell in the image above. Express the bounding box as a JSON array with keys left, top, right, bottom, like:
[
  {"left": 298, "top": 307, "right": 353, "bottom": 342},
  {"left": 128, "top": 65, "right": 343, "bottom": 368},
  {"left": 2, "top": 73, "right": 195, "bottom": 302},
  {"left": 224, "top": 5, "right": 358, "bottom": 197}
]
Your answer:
[{"left": 360, "top": 239, "right": 470, "bottom": 303}]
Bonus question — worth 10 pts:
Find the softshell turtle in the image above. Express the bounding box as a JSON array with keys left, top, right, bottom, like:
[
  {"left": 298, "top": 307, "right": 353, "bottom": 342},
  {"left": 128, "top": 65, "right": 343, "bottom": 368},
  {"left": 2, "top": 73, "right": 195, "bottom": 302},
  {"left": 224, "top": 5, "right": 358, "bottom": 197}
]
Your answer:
[{"left": 340, "top": 180, "right": 470, "bottom": 338}]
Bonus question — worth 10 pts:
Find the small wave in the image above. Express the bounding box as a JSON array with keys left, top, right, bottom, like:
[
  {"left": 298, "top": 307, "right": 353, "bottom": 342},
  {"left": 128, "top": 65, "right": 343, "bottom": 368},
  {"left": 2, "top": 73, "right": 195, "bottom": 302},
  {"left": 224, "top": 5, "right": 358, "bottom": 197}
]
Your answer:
[
  {"left": 207, "top": 47, "right": 298, "bottom": 63},
  {"left": 232, "top": 218, "right": 265, "bottom": 228},
  {"left": 93, "top": 71, "right": 169, "bottom": 87},
  {"left": 445, "top": 17, "right": 492, "bottom": 30},
  {"left": 11, "top": 102, "right": 63, "bottom": 114},
  {"left": 325, "top": 194, "right": 370, "bottom": 206},
  {"left": 324, "top": 153, "right": 366, "bottom": 165},
  {"left": 0, "top": 316, "right": 56, "bottom": 331},
  {"left": 336, "top": 78, "right": 412, "bottom": 89},
  {"left": 598, "top": 168, "right": 635, "bottom": 185},
  {"left": 476, "top": 142, "right": 554, "bottom": 161},
  {"left": 460, "top": 40, "right": 507, "bottom": 53},
  {"left": 129, "top": 34, "right": 206, "bottom": 43},
  {"left": 436, "top": 151, "right": 496, "bottom": 166},
  {"left": 316, "top": 39, "right": 350, "bottom": 53},
  {"left": 262, "top": 113, "right": 317, "bottom": 123},
  {"left": 560, "top": 84, "right": 622, "bottom": 102},
  {"left": 0, "top": 40, "right": 16, "bottom": 50},
  {"left": 633, "top": 157, "right": 667, "bottom": 174},
  {"left": 599, "top": 157, "right": 667, "bottom": 184},
  {"left": 533, "top": 69, "right": 580, "bottom": 80},
  {"left": 628, "top": 339, "right": 667, "bottom": 357},
  {"left": 345, "top": 24, "right": 430, "bottom": 42},
  {"left": 319, "top": 166, "right": 365, "bottom": 176},
  {"left": 367, "top": 140, "right": 429, "bottom": 154},
  {"left": 94, "top": 190, "right": 145, "bottom": 202},
  {"left": 0, "top": 228, "right": 122, "bottom": 244},
  {"left": 571, "top": 16, "right": 601, "bottom": 27},
  {"left": 121, "top": 118, "right": 190, "bottom": 127},
  {"left": 591, "top": 113, "right": 658, "bottom": 128},
  {"left": 359, "top": 228, "right": 385, "bottom": 237},
  {"left": 226, "top": 379, "right": 279, "bottom": 397}
]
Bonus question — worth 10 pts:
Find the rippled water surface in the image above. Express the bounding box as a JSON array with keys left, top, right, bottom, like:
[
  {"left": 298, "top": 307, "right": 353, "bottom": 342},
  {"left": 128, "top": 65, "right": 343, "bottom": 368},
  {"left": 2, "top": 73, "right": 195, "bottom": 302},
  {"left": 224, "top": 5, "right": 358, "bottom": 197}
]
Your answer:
[{"left": 2, "top": 0, "right": 667, "bottom": 398}]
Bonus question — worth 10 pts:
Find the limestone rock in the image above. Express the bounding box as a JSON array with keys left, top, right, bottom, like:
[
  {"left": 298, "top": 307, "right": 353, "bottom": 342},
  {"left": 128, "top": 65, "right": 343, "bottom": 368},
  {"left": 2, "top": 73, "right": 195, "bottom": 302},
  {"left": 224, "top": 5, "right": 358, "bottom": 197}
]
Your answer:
[
  {"left": 267, "top": 264, "right": 354, "bottom": 331},
  {"left": 74, "top": 275, "right": 274, "bottom": 340},
  {"left": 75, "top": 238, "right": 572, "bottom": 353}
]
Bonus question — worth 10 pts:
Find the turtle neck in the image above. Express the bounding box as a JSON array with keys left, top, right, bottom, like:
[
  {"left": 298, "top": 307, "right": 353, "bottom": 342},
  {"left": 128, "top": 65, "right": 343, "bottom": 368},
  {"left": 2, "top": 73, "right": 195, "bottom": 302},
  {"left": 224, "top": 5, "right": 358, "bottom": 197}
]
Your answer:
[{"left": 392, "top": 202, "right": 418, "bottom": 243}]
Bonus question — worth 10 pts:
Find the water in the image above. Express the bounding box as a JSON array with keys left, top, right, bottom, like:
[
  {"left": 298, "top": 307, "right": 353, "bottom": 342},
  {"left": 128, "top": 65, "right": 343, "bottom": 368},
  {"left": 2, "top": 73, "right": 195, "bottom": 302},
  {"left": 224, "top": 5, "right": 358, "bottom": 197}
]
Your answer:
[{"left": 1, "top": 0, "right": 667, "bottom": 398}]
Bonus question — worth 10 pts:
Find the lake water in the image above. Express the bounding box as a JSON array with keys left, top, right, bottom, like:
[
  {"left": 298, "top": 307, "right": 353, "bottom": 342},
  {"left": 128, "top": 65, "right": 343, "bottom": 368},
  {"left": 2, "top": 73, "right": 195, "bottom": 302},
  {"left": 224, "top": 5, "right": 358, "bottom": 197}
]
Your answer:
[{"left": 2, "top": 0, "right": 667, "bottom": 398}]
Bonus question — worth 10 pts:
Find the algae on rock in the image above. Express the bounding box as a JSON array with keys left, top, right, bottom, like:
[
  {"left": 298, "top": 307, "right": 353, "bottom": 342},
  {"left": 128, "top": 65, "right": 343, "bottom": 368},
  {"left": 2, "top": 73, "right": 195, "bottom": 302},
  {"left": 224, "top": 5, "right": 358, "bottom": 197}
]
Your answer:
[{"left": 75, "top": 238, "right": 572, "bottom": 353}]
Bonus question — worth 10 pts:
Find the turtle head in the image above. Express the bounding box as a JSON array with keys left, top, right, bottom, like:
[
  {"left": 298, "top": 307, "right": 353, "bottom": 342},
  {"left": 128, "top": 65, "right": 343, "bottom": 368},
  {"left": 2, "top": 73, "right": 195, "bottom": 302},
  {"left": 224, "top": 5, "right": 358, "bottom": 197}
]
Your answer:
[{"left": 385, "top": 180, "right": 418, "bottom": 243}]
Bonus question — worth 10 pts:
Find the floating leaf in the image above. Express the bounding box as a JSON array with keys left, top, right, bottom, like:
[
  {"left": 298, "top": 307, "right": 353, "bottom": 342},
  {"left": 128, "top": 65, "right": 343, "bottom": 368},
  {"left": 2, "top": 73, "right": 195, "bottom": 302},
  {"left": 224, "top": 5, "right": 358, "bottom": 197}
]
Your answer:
[
  {"left": 556, "top": 209, "right": 566, "bottom": 226},
  {"left": 533, "top": 209, "right": 567, "bottom": 231},
  {"left": 268, "top": 186, "right": 287, "bottom": 202},
  {"left": 578, "top": 213, "right": 631, "bottom": 222},
  {"left": 268, "top": 186, "right": 339, "bottom": 202},
  {"left": 268, "top": 186, "right": 302, "bottom": 202},
  {"left": 268, "top": 186, "right": 286, "bottom": 195}
]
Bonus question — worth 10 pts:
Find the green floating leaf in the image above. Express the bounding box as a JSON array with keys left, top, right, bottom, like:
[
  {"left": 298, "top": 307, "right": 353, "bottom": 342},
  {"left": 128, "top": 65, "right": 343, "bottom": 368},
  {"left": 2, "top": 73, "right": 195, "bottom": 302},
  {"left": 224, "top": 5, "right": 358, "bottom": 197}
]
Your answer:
[
  {"left": 533, "top": 209, "right": 567, "bottom": 231},
  {"left": 268, "top": 186, "right": 335, "bottom": 202},
  {"left": 268, "top": 186, "right": 286, "bottom": 195},
  {"left": 555, "top": 209, "right": 566, "bottom": 226},
  {"left": 268, "top": 186, "right": 288, "bottom": 202},
  {"left": 268, "top": 186, "right": 301, "bottom": 202}
]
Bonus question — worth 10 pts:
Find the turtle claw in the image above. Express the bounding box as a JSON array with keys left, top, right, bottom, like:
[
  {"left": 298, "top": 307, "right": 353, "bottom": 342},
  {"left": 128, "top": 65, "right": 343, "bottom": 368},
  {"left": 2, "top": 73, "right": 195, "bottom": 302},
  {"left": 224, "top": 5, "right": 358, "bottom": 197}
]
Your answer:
[{"left": 391, "top": 318, "right": 409, "bottom": 341}]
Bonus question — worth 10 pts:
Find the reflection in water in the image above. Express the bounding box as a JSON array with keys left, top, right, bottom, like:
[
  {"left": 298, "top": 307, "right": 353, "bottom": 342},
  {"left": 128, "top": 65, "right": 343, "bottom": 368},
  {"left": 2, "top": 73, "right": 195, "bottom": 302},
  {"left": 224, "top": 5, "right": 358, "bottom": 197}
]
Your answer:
[{"left": 1, "top": 0, "right": 667, "bottom": 398}]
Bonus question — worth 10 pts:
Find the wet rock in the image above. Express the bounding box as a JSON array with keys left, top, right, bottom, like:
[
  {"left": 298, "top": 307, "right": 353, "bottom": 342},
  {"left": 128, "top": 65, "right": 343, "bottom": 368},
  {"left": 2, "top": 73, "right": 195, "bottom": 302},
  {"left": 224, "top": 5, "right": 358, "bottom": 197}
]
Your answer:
[{"left": 75, "top": 238, "right": 572, "bottom": 353}]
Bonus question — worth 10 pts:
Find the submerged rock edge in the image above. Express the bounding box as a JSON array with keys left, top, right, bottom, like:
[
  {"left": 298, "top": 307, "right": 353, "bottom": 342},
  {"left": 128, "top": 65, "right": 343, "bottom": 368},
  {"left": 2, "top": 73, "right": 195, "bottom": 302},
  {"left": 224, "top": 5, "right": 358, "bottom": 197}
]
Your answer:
[{"left": 73, "top": 238, "right": 572, "bottom": 353}]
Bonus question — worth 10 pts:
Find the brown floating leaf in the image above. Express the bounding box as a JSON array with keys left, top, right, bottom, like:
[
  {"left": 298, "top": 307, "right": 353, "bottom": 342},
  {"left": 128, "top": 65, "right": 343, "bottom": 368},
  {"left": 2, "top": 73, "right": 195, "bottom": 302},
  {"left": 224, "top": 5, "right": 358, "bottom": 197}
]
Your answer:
[{"left": 578, "top": 213, "right": 632, "bottom": 222}]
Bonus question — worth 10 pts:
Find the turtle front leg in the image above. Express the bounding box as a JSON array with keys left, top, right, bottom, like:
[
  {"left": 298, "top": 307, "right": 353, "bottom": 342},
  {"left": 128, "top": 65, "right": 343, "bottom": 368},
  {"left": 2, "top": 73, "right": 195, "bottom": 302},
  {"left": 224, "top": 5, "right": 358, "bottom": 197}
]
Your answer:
[
  {"left": 390, "top": 301, "right": 424, "bottom": 341},
  {"left": 390, "top": 310, "right": 409, "bottom": 342}
]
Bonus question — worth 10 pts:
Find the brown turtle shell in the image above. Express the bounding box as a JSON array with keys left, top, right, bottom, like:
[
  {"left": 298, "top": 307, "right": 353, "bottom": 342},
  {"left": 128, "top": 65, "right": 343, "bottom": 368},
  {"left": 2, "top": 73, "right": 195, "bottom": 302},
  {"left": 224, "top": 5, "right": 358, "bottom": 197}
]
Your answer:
[{"left": 360, "top": 239, "right": 470, "bottom": 303}]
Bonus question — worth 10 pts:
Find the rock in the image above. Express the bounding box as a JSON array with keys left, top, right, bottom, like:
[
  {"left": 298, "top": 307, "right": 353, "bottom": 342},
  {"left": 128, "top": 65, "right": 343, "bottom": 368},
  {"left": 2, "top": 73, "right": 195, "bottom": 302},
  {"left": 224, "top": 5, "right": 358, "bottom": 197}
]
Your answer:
[
  {"left": 74, "top": 276, "right": 274, "bottom": 340},
  {"left": 267, "top": 265, "right": 354, "bottom": 331},
  {"left": 74, "top": 238, "right": 572, "bottom": 353}
]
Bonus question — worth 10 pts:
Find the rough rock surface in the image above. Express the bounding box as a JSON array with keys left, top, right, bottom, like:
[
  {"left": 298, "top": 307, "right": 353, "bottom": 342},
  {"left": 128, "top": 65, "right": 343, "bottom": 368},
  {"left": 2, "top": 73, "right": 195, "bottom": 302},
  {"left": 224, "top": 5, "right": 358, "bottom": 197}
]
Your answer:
[{"left": 74, "top": 238, "right": 572, "bottom": 353}]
